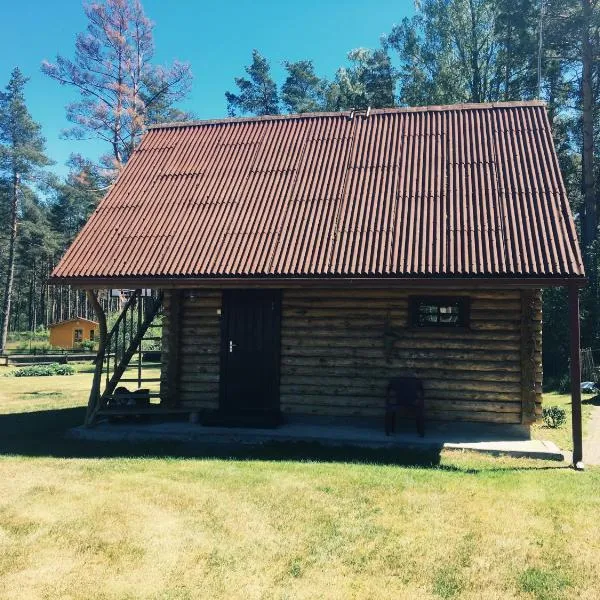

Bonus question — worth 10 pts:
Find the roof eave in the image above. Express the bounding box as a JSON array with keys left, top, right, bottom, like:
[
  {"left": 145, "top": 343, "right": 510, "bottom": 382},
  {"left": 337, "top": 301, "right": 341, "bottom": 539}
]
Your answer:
[
  {"left": 48, "top": 317, "right": 100, "bottom": 327},
  {"left": 48, "top": 274, "right": 587, "bottom": 290}
]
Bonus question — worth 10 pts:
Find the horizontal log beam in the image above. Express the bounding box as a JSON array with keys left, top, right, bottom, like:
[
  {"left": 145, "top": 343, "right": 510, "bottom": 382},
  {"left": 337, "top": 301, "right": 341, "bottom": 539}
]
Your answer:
[
  {"left": 279, "top": 384, "right": 521, "bottom": 401},
  {"left": 281, "top": 328, "right": 524, "bottom": 342},
  {"left": 278, "top": 394, "right": 522, "bottom": 413},
  {"left": 281, "top": 371, "right": 522, "bottom": 388},
  {"left": 281, "top": 347, "right": 521, "bottom": 362},
  {"left": 281, "top": 338, "right": 520, "bottom": 351},
  {"left": 281, "top": 357, "right": 521, "bottom": 372}
]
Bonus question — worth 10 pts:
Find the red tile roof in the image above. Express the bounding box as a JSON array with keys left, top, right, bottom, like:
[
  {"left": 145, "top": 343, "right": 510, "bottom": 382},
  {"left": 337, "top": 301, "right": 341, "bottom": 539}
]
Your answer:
[{"left": 51, "top": 101, "right": 584, "bottom": 283}]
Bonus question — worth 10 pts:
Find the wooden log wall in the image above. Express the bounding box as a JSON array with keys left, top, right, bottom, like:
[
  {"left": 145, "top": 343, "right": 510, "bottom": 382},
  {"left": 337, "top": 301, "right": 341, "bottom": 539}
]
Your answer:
[
  {"left": 160, "top": 290, "right": 221, "bottom": 410},
  {"left": 161, "top": 287, "right": 542, "bottom": 425}
]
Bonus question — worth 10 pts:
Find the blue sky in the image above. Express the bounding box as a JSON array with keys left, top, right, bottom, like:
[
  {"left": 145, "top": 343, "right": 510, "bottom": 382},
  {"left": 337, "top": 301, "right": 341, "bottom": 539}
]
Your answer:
[{"left": 0, "top": 0, "right": 413, "bottom": 178}]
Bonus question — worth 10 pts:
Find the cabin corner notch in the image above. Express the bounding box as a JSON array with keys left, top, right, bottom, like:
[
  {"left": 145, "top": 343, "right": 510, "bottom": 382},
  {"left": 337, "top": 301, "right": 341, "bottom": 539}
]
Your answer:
[{"left": 520, "top": 289, "right": 542, "bottom": 425}]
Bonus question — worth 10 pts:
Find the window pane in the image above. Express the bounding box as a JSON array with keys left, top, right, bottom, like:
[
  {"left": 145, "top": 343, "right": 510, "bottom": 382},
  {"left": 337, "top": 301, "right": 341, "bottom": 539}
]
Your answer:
[
  {"left": 439, "top": 305, "right": 459, "bottom": 323},
  {"left": 418, "top": 304, "right": 439, "bottom": 325},
  {"left": 439, "top": 306, "right": 458, "bottom": 314},
  {"left": 413, "top": 298, "right": 467, "bottom": 328}
]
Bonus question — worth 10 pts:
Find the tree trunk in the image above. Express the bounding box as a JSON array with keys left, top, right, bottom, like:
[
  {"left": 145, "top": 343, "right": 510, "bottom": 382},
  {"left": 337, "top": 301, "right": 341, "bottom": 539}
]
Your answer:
[
  {"left": 0, "top": 174, "right": 19, "bottom": 354},
  {"left": 469, "top": 0, "right": 482, "bottom": 102},
  {"left": 50, "top": 284, "right": 56, "bottom": 324},
  {"left": 59, "top": 286, "right": 64, "bottom": 321},
  {"left": 581, "top": 0, "right": 596, "bottom": 257},
  {"left": 39, "top": 278, "right": 47, "bottom": 329},
  {"left": 504, "top": 23, "right": 513, "bottom": 101},
  {"left": 28, "top": 273, "right": 34, "bottom": 331},
  {"left": 112, "top": 24, "right": 125, "bottom": 167},
  {"left": 85, "top": 289, "right": 108, "bottom": 427}
]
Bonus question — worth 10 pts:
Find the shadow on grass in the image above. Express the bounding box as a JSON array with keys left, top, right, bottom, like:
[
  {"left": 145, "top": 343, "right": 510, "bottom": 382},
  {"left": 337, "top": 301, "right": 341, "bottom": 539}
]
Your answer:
[
  {"left": 0, "top": 407, "right": 569, "bottom": 473},
  {"left": 582, "top": 394, "right": 600, "bottom": 406}
]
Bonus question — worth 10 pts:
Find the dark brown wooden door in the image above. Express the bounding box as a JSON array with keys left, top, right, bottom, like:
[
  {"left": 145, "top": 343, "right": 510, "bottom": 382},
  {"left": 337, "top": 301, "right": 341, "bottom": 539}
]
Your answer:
[{"left": 219, "top": 290, "right": 281, "bottom": 424}]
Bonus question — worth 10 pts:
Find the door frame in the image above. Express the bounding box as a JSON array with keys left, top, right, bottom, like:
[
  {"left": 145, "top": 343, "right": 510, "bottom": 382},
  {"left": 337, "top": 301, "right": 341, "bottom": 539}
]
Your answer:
[{"left": 218, "top": 289, "right": 282, "bottom": 417}]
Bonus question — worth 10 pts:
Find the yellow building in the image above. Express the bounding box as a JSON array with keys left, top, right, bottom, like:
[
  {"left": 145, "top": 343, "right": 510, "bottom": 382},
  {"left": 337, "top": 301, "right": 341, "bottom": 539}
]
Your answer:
[{"left": 48, "top": 318, "right": 99, "bottom": 349}]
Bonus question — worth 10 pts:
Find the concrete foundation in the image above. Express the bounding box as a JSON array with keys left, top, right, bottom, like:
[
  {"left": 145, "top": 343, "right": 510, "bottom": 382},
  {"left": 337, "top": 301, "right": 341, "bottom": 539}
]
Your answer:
[{"left": 68, "top": 419, "right": 564, "bottom": 461}]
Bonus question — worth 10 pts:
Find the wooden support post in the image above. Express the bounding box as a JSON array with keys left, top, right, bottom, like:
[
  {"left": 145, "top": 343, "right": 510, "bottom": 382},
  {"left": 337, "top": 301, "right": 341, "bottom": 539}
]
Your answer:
[
  {"left": 85, "top": 289, "right": 108, "bottom": 427},
  {"left": 569, "top": 284, "right": 584, "bottom": 469},
  {"left": 137, "top": 293, "right": 142, "bottom": 388},
  {"left": 163, "top": 290, "right": 183, "bottom": 407}
]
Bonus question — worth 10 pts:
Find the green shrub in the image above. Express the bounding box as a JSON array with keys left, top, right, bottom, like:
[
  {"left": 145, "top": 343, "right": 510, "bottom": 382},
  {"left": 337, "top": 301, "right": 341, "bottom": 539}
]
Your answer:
[
  {"left": 11, "top": 365, "right": 55, "bottom": 377},
  {"left": 9, "top": 363, "right": 75, "bottom": 377},
  {"left": 79, "top": 340, "right": 96, "bottom": 351},
  {"left": 542, "top": 405, "right": 567, "bottom": 428},
  {"left": 53, "top": 364, "right": 76, "bottom": 375},
  {"left": 141, "top": 339, "right": 161, "bottom": 351}
]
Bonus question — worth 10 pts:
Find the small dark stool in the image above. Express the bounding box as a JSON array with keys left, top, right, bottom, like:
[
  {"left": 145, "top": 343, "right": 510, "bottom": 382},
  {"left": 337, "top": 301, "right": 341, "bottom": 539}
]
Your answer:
[{"left": 385, "top": 377, "right": 425, "bottom": 437}]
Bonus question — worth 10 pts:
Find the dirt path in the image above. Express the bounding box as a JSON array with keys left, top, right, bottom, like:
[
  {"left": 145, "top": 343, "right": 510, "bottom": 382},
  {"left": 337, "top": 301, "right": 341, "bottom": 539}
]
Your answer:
[{"left": 584, "top": 404, "right": 600, "bottom": 465}]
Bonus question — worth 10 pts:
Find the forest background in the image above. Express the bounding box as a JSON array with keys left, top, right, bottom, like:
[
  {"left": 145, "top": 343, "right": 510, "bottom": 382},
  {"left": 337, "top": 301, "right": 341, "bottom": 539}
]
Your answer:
[{"left": 0, "top": 0, "right": 596, "bottom": 384}]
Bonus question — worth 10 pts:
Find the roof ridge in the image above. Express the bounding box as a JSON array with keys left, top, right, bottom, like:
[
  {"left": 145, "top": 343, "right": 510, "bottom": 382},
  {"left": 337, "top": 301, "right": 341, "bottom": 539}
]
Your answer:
[
  {"left": 49, "top": 317, "right": 99, "bottom": 326},
  {"left": 147, "top": 100, "right": 546, "bottom": 131}
]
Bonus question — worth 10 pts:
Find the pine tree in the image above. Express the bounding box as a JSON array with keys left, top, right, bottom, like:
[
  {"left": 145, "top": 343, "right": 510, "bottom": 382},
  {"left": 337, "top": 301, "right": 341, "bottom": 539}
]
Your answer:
[
  {"left": 281, "top": 60, "right": 326, "bottom": 113},
  {"left": 225, "top": 50, "right": 280, "bottom": 116},
  {"left": 580, "top": 0, "right": 597, "bottom": 260},
  {"left": 0, "top": 68, "right": 51, "bottom": 353},
  {"left": 326, "top": 48, "right": 396, "bottom": 110},
  {"left": 386, "top": 0, "right": 539, "bottom": 105},
  {"left": 51, "top": 157, "right": 104, "bottom": 245},
  {"left": 42, "top": 0, "right": 192, "bottom": 172},
  {"left": 16, "top": 188, "right": 59, "bottom": 330},
  {"left": 493, "top": 0, "right": 538, "bottom": 100}
]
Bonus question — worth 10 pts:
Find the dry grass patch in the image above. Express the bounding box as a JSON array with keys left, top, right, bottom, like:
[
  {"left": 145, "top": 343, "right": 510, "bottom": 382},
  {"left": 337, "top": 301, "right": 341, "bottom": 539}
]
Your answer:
[
  {"left": 1, "top": 454, "right": 599, "bottom": 600},
  {"left": 0, "top": 373, "right": 599, "bottom": 599}
]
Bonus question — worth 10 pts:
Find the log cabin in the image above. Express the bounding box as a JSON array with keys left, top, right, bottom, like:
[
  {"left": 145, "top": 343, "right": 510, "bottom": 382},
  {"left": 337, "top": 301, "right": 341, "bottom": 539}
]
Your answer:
[{"left": 49, "top": 101, "right": 586, "bottom": 463}]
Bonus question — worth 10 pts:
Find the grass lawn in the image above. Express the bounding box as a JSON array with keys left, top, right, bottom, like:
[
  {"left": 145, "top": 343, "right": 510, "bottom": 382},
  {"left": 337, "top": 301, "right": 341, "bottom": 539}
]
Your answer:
[{"left": 0, "top": 368, "right": 599, "bottom": 599}]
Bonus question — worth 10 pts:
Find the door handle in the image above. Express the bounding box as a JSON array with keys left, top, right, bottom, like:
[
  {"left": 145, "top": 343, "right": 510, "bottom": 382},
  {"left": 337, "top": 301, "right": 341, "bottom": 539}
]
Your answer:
[{"left": 229, "top": 340, "right": 238, "bottom": 353}]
